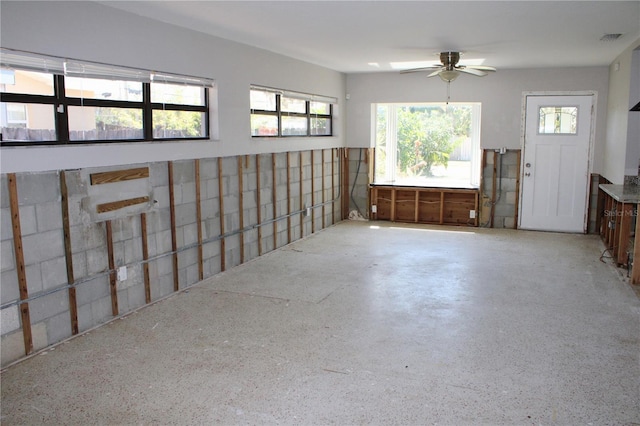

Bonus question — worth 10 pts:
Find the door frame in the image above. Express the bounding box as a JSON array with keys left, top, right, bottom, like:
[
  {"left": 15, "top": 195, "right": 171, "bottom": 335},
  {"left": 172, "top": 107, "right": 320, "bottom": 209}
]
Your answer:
[{"left": 518, "top": 91, "right": 598, "bottom": 233}]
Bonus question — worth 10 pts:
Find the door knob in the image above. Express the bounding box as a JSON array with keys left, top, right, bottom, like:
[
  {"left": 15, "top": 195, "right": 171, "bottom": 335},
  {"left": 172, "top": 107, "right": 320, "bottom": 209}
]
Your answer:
[{"left": 525, "top": 163, "right": 531, "bottom": 168}]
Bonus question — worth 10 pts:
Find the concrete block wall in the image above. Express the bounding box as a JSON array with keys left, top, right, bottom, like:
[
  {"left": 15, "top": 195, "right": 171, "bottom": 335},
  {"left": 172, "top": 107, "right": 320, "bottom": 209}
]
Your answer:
[
  {"left": 0, "top": 148, "right": 344, "bottom": 367},
  {"left": 348, "top": 148, "right": 371, "bottom": 219},
  {"left": 480, "top": 150, "right": 521, "bottom": 228}
]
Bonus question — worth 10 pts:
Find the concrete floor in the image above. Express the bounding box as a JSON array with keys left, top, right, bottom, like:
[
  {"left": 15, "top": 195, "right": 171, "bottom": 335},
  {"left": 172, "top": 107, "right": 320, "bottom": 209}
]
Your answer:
[{"left": 1, "top": 221, "right": 639, "bottom": 425}]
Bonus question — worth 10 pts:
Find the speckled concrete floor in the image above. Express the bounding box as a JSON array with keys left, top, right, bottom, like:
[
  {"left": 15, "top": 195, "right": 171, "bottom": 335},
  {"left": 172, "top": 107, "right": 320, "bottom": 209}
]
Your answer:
[{"left": 2, "top": 222, "right": 639, "bottom": 425}]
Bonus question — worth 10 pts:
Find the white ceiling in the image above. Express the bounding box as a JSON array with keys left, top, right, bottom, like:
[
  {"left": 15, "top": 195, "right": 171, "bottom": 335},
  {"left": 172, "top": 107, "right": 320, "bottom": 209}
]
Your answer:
[{"left": 100, "top": 1, "right": 640, "bottom": 73}]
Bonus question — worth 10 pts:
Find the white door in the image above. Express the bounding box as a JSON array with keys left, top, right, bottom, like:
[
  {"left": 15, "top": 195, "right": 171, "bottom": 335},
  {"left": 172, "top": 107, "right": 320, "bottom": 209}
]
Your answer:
[{"left": 519, "top": 95, "right": 593, "bottom": 233}]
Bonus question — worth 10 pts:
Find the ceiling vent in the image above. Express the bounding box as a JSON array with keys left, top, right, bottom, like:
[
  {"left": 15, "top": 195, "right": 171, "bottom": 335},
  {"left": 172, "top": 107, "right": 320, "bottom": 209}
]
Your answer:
[{"left": 600, "top": 33, "right": 623, "bottom": 42}]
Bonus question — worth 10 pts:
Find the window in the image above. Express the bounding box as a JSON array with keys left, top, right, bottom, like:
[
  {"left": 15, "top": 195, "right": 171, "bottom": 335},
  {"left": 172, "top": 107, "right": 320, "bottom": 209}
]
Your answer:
[
  {"left": 374, "top": 103, "right": 481, "bottom": 188},
  {"left": 0, "top": 49, "right": 214, "bottom": 145},
  {"left": 250, "top": 86, "right": 335, "bottom": 137},
  {"left": 538, "top": 106, "right": 578, "bottom": 134}
]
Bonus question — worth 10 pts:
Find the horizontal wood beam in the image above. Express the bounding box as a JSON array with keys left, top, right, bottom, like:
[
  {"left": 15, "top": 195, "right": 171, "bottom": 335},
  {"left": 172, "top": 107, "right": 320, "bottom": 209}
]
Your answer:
[
  {"left": 90, "top": 167, "right": 149, "bottom": 185},
  {"left": 96, "top": 196, "right": 150, "bottom": 213}
]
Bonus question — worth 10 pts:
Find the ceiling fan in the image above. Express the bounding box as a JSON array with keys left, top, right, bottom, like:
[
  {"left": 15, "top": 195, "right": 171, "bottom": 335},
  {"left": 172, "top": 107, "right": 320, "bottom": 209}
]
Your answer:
[{"left": 401, "top": 51, "right": 496, "bottom": 82}]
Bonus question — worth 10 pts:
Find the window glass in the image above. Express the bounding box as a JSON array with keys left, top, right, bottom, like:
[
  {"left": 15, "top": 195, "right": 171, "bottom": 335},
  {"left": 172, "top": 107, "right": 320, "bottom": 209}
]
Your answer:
[
  {"left": 282, "top": 116, "right": 307, "bottom": 136},
  {"left": 281, "top": 97, "right": 306, "bottom": 113},
  {"left": 374, "top": 103, "right": 481, "bottom": 188},
  {"left": 250, "top": 89, "right": 276, "bottom": 111},
  {"left": 68, "top": 106, "right": 143, "bottom": 140},
  {"left": 0, "top": 102, "right": 56, "bottom": 142},
  {"left": 65, "top": 77, "right": 143, "bottom": 101},
  {"left": 310, "top": 101, "right": 330, "bottom": 115},
  {"left": 251, "top": 114, "right": 278, "bottom": 136},
  {"left": 538, "top": 106, "right": 577, "bottom": 134},
  {"left": 151, "top": 83, "right": 205, "bottom": 106},
  {"left": 0, "top": 69, "right": 54, "bottom": 96},
  {"left": 311, "top": 117, "right": 331, "bottom": 135},
  {"left": 153, "top": 110, "right": 206, "bottom": 138}
]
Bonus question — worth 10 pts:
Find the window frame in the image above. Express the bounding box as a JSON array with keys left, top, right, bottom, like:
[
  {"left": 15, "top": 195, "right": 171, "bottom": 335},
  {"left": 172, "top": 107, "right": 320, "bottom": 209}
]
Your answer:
[
  {"left": 0, "top": 50, "right": 212, "bottom": 146},
  {"left": 250, "top": 86, "right": 334, "bottom": 138}
]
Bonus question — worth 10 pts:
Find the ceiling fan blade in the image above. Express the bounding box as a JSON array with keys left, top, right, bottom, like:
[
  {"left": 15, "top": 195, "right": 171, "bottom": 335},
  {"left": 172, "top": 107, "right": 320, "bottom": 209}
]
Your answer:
[
  {"left": 458, "top": 67, "right": 489, "bottom": 77},
  {"left": 466, "top": 65, "right": 497, "bottom": 71},
  {"left": 427, "top": 69, "right": 443, "bottom": 77},
  {"left": 400, "top": 66, "right": 441, "bottom": 74}
]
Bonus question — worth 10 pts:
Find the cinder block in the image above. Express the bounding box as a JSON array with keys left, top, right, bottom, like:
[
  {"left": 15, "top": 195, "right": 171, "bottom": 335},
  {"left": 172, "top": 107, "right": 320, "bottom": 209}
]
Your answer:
[
  {"left": 202, "top": 240, "right": 220, "bottom": 259},
  {"left": 18, "top": 205, "right": 37, "bottom": 236},
  {"left": 180, "top": 182, "right": 197, "bottom": 204},
  {"left": 1, "top": 240, "right": 15, "bottom": 272},
  {"left": 44, "top": 311, "right": 72, "bottom": 346},
  {"left": 1, "top": 330, "right": 27, "bottom": 367},
  {"left": 172, "top": 160, "right": 195, "bottom": 184},
  {"left": 36, "top": 201, "right": 63, "bottom": 233},
  {"left": 16, "top": 172, "right": 60, "bottom": 205},
  {"left": 41, "top": 256, "right": 68, "bottom": 292},
  {"left": 198, "top": 159, "right": 218, "bottom": 180},
  {"left": 90, "top": 295, "right": 115, "bottom": 325},
  {"left": 1, "top": 305, "right": 20, "bottom": 335},
  {"left": 62, "top": 170, "right": 87, "bottom": 196},
  {"left": 0, "top": 207, "right": 12, "bottom": 242},
  {"left": 124, "top": 238, "right": 143, "bottom": 264},
  {"left": 28, "top": 288, "right": 69, "bottom": 324},
  {"left": 175, "top": 202, "right": 196, "bottom": 228},
  {"left": 1, "top": 271, "right": 19, "bottom": 304},
  {"left": 22, "top": 230, "right": 65, "bottom": 265},
  {"left": 126, "top": 283, "right": 146, "bottom": 311},
  {"left": 86, "top": 247, "right": 109, "bottom": 276},
  {"left": 0, "top": 175, "right": 9, "bottom": 209},
  {"left": 149, "top": 162, "right": 169, "bottom": 187}
]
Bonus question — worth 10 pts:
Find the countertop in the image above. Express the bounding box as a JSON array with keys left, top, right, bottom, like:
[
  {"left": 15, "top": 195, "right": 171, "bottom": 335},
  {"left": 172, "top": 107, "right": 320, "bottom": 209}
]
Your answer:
[{"left": 599, "top": 184, "right": 640, "bottom": 203}]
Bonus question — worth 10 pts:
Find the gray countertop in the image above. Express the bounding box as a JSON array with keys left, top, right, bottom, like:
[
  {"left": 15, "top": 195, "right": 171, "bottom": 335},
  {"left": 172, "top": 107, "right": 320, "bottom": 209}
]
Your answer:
[{"left": 599, "top": 184, "right": 640, "bottom": 203}]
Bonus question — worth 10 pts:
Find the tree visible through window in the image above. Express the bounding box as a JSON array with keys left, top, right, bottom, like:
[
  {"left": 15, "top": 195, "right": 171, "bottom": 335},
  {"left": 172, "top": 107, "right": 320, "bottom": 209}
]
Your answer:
[{"left": 374, "top": 103, "right": 481, "bottom": 188}]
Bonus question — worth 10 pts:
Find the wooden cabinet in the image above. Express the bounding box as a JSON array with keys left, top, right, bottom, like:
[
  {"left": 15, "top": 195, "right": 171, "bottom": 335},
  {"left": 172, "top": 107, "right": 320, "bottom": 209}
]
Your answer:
[
  {"left": 370, "top": 185, "right": 479, "bottom": 226},
  {"left": 598, "top": 184, "right": 640, "bottom": 284}
]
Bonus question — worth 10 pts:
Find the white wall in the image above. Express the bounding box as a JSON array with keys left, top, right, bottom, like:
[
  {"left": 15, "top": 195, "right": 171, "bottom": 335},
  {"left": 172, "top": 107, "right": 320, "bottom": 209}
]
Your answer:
[
  {"left": 0, "top": 1, "right": 347, "bottom": 173},
  {"left": 345, "top": 67, "right": 610, "bottom": 173},
  {"left": 625, "top": 48, "right": 640, "bottom": 176},
  {"left": 603, "top": 39, "right": 640, "bottom": 183}
]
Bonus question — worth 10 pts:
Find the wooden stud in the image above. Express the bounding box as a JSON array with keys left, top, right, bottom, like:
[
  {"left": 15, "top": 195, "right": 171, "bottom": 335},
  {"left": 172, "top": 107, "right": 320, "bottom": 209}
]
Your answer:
[
  {"left": 322, "top": 149, "right": 326, "bottom": 229},
  {"left": 342, "top": 148, "right": 350, "bottom": 220},
  {"left": 140, "top": 213, "right": 151, "bottom": 304},
  {"left": 311, "top": 150, "right": 316, "bottom": 233},
  {"left": 331, "top": 148, "right": 336, "bottom": 225},
  {"left": 286, "top": 152, "right": 292, "bottom": 244},
  {"left": 439, "top": 192, "right": 445, "bottom": 225},
  {"left": 167, "top": 162, "right": 179, "bottom": 291},
  {"left": 256, "top": 154, "right": 263, "bottom": 256},
  {"left": 414, "top": 191, "right": 420, "bottom": 223},
  {"left": 7, "top": 173, "right": 33, "bottom": 355},
  {"left": 272, "top": 153, "right": 278, "bottom": 250},
  {"left": 90, "top": 167, "right": 149, "bottom": 185},
  {"left": 105, "top": 220, "right": 119, "bottom": 317},
  {"left": 513, "top": 150, "right": 521, "bottom": 229},
  {"left": 617, "top": 203, "right": 633, "bottom": 265},
  {"left": 195, "top": 159, "right": 204, "bottom": 281},
  {"left": 59, "top": 171, "right": 79, "bottom": 335},
  {"left": 96, "top": 196, "right": 150, "bottom": 214},
  {"left": 238, "top": 156, "right": 245, "bottom": 264},
  {"left": 390, "top": 187, "right": 396, "bottom": 222},
  {"left": 299, "top": 150, "right": 304, "bottom": 238},
  {"left": 633, "top": 212, "right": 640, "bottom": 285},
  {"left": 217, "top": 157, "right": 226, "bottom": 272},
  {"left": 491, "top": 151, "right": 498, "bottom": 228}
]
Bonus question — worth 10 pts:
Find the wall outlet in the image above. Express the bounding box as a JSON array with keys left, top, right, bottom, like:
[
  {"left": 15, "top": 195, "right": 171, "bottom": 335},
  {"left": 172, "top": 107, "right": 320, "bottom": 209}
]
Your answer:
[
  {"left": 469, "top": 210, "right": 476, "bottom": 219},
  {"left": 117, "top": 266, "right": 127, "bottom": 281},
  {"left": 371, "top": 205, "right": 377, "bottom": 213}
]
